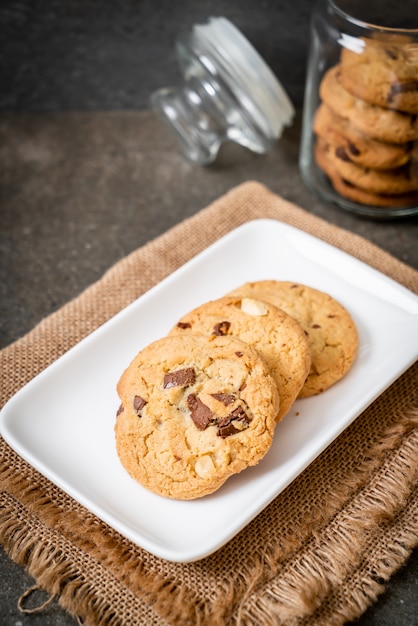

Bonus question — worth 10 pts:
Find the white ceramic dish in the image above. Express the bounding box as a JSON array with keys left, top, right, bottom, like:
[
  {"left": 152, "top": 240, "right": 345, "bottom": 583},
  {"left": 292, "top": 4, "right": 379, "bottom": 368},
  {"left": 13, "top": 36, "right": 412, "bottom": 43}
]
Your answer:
[{"left": 2, "top": 219, "right": 418, "bottom": 563}]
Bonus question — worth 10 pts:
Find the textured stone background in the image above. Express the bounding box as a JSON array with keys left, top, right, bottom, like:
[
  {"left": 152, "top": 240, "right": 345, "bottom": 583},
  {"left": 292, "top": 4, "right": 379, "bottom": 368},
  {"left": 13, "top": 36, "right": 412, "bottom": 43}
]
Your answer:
[{"left": 0, "top": 0, "right": 311, "bottom": 112}]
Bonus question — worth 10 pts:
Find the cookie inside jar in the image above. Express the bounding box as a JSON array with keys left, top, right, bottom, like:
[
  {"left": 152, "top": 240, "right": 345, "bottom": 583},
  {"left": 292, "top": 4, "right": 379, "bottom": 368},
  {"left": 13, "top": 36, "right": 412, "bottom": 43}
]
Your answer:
[{"left": 299, "top": 0, "right": 418, "bottom": 218}]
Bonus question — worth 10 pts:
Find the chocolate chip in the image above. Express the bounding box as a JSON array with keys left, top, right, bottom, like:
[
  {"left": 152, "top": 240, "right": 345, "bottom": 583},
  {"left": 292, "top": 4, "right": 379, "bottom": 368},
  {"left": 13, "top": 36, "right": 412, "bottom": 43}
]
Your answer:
[
  {"left": 336, "top": 146, "right": 351, "bottom": 162},
  {"left": 210, "top": 392, "right": 236, "bottom": 406},
  {"left": 392, "top": 165, "right": 409, "bottom": 177},
  {"left": 312, "top": 324, "right": 321, "bottom": 328},
  {"left": 213, "top": 321, "right": 231, "bottom": 336},
  {"left": 163, "top": 367, "right": 196, "bottom": 389},
  {"left": 235, "top": 351, "right": 243, "bottom": 357},
  {"left": 187, "top": 394, "right": 215, "bottom": 430},
  {"left": 176, "top": 321, "right": 192, "bottom": 329},
  {"left": 116, "top": 404, "right": 124, "bottom": 416},
  {"left": 384, "top": 48, "right": 398, "bottom": 60},
  {"left": 348, "top": 142, "right": 361, "bottom": 156},
  {"left": 217, "top": 406, "right": 250, "bottom": 438},
  {"left": 388, "top": 81, "right": 418, "bottom": 103},
  {"left": 133, "top": 395, "right": 147, "bottom": 415}
]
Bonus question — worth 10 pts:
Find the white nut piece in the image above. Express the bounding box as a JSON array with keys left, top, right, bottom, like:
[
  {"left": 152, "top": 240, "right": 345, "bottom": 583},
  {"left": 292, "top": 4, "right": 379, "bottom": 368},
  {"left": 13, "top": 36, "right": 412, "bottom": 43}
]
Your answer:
[
  {"left": 195, "top": 454, "right": 216, "bottom": 478},
  {"left": 240, "top": 297, "right": 268, "bottom": 316}
]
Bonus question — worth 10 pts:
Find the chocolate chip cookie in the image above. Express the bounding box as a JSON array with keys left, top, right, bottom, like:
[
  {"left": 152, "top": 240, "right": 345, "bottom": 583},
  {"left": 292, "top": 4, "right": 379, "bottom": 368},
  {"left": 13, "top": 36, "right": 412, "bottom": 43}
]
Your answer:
[
  {"left": 339, "top": 38, "right": 418, "bottom": 114},
  {"left": 115, "top": 334, "right": 279, "bottom": 499}
]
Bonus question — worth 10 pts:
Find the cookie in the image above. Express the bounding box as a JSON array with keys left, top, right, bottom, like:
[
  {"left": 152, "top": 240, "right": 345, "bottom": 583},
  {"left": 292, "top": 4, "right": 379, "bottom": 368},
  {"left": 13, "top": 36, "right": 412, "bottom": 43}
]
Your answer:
[
  {"left": 314, "top": 139, "right": 418, "bottom": 208},
  {"left": 169, "top": 296, "right": 311, "bottom": 421},
  {"left": 339, "top": 38, "right": 418, "bottom": 114},
  {"left": 320, "top": 65, "right": 418, "bottom": 144},
  {"left": 227, "top": 281, "right": 358, "bottom": 398},
  {"left": 115, "top": 334, "right": 279, "bottom": 500},
  {"left": 320, "top": 139, "right": 418, "bottom": 195},
  {"left": 313, "top": 103, "right": 412, "bottom": 170}
]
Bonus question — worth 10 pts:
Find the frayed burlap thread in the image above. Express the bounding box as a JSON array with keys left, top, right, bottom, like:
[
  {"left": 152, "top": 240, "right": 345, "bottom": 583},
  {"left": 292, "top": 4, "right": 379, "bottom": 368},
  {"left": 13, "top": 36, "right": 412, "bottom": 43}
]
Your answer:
[{"left": 1, "top": 181, "right": 418, "bottom": 626}]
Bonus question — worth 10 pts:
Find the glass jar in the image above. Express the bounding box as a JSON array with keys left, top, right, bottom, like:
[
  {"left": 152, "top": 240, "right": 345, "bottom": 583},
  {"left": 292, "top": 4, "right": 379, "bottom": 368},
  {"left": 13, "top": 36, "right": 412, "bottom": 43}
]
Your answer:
[
  {"left": 150, "top": 17, "right": 294, "bottom": 165},
  {"left": 299, "top": 0, "right": 418, "bottom": 218}
]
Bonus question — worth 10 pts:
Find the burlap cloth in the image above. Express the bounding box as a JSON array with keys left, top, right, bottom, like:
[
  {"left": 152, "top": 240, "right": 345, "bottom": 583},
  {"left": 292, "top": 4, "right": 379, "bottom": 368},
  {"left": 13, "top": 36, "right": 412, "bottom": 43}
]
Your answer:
[{"left": 1, "top": 181, "right": 417, "bottom": 626}]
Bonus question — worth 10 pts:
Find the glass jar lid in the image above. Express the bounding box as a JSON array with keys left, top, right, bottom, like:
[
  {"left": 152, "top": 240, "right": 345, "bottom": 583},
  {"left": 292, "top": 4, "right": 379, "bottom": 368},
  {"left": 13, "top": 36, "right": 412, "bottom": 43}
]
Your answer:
[
  {"left": 151, "top": 17, "right": 294, "bottom": 164},
  {"left": 193, "top": 17, "right": 295, "bottom": 140}
]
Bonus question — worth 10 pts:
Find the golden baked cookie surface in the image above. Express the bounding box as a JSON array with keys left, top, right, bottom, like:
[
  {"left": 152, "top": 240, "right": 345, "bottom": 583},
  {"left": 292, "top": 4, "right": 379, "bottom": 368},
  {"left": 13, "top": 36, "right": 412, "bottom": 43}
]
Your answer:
[
  {"left": 227, "top": 281, "right": 358, "bottom": 398},
  {"left": 169, "top": 296, "right": 311, "bottom": 421},
  {"left": 339, "top": 39, "right": 418, "bottom": 115}
]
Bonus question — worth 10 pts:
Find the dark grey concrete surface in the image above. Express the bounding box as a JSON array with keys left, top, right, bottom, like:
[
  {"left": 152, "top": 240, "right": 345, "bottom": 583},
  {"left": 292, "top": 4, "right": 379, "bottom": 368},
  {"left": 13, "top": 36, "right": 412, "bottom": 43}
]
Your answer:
[
  {"left": 0, "top": 0, "right": 311, "bottom": 113},
  {"left": 1, "top": 1, "right": 417, "bottom": 625}
]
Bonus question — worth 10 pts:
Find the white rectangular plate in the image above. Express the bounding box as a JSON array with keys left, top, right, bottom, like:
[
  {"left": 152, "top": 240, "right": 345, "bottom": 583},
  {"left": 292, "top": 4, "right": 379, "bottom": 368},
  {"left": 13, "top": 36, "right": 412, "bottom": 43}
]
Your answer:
[{"left": 2, "top": 219, "right": 418, "bottom": 563}]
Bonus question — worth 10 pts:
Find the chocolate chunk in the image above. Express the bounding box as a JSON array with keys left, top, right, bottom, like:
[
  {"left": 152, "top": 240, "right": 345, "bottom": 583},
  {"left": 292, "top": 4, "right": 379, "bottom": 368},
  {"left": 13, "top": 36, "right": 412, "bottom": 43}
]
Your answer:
[
  {"left": 217, "top": 406, "right": 250, "bottom": 438},
  {"left": 348, "top": 142, "right": 361, "bottom": 156},
  {"left": 213, "top": 321, "right": 231, "bottom": 336},
  {"left": 388, "top": 81, "right": 418, "bottom": 103},
  {"left": 210, "top": 392, "right": 236, "bottom": 406},
  {"left": 312, "top": 324, "right": 321, "bottom": 329},
  {"left": 187, "top": 394, "right": 215, "bottom": 430},
  {"left": 163, "top": 367, "right": 195, "bottom": 389},
  {"left": 335, "top": 146, "right": 351, "bottom": 162},
  {"left": 133, "top": 395, "right": 147, "bottom": 415},
  {"left": 392, "top": 165, "right": 409, "bottom": 177},
  {"left": 384, "top": 48, "right": 399, "bottom": 61},
  {"left": 176, "top": 321, "right": 192, "bottom": 329},
  {"left": 116, "top": 404, "right": 124, "bottom": 416}
]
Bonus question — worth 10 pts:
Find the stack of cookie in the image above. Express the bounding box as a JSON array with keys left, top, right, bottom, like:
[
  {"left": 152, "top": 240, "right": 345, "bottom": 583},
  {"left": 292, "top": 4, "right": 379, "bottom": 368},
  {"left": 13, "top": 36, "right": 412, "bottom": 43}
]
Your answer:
[
  {"left": 313, "top": 38, "right": 418, "bottom": 208},
  {"left": 115, "top": 281, "right": 358, "bottom": 499}
]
